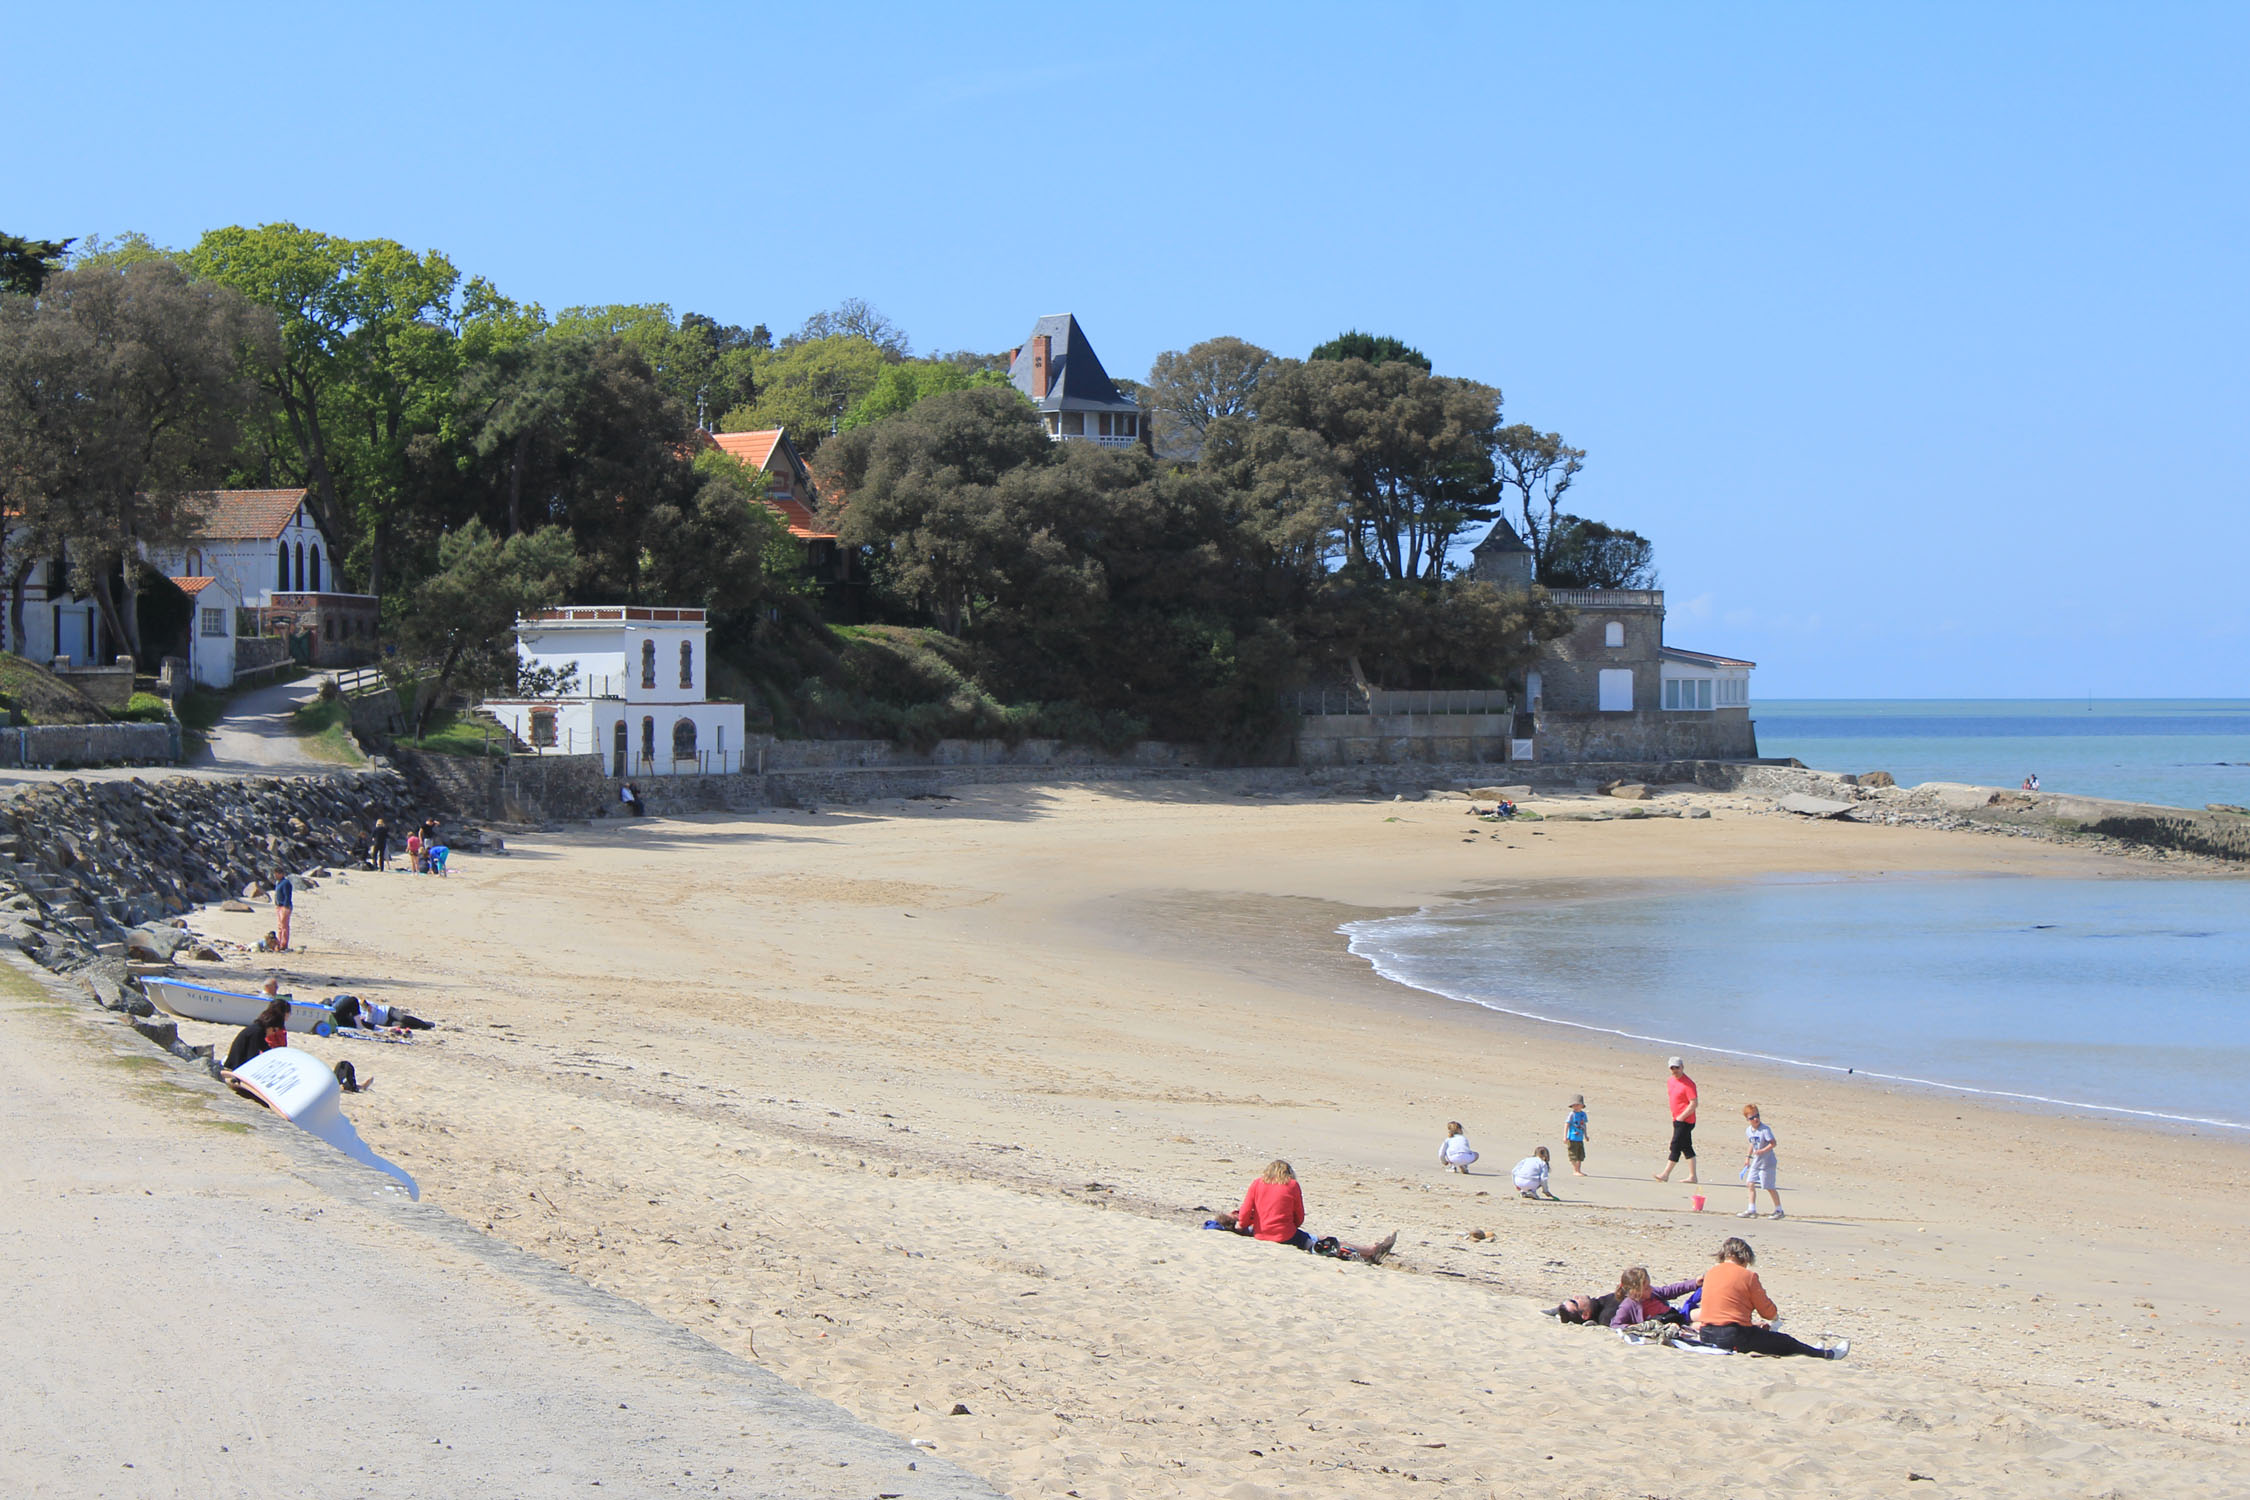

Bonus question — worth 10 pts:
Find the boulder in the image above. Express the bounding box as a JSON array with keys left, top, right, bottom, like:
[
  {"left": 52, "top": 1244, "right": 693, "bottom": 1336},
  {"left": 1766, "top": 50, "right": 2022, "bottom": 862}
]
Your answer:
[
  {"left": 1607, "top": 783, "right": 1652, "bottom": 801},
  {"left": 221, "top": 899, "right": 255, "bottom": 913},
  {"left": 1467, "top": 786, "right": 1533, "bottom": 801},
  {"left": 242, "top": 881, "right": 267, "bottom": 900},
  {"left": 1686, "top": 807, "right": 1712, "bottom": 819},
  {"left": 1859, "top": 771, "right": 1897, "bottom": 789},
  {"left": 125, "top": 925, "right": 191, "bottom": 962},
  {"left": 192, "top": 945, "right": 223, "bottom": 962}
]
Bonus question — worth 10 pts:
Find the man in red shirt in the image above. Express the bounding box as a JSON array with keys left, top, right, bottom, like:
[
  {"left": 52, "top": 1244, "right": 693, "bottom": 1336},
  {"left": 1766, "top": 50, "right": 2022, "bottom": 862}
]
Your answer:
[{"left": 1653, "top": 1056, "right": 1699, "bottom": 1183}]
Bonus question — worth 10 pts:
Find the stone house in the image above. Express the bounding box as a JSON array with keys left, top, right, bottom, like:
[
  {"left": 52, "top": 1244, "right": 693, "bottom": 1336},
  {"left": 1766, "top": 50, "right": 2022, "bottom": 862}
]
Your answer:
[
  {"left": 1007, "top": 315, "right": 1147, "bottom": 447},
  {"left": 1467, "top": 518, "right": 1758, "bottom": 761},
  {"left": 482, "top": 605, "right": 747, "bottom": 777}
]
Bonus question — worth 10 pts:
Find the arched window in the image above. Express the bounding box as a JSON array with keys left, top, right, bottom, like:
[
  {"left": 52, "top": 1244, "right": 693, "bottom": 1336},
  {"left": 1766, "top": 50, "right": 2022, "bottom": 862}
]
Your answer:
[
  {"left": 679, "top": 639, "right": 694, "bottom": 689},
  {"left": 277, "top": 541, "right": 289, "bottom": 590},
  {"left": 294, "top": 541, "right": 305, "bottom": 592},
  {"left": 640, "top": 638, "right": 656, "bottom": 689},
  {"left": 309, "top": 545, "right": 321, "bottom": 593},
  {"left": 671, "top": 717, "right": 697, "bottom": 760},
  {"left": 1603, "top": 620, "right": 1625, "bottom": 648},
  {"left": 640, "top": 716, "right": 655, "bottom": 765}
]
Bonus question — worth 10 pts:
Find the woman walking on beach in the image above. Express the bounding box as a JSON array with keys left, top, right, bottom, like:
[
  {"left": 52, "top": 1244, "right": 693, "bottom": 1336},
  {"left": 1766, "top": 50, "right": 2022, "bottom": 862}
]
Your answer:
[
  {"left": 1739, "top": 1103, "right": 1783, "bottom": 1219},
  {"left": 1653, "top": 1057, "right": 1698, "bottom": 1183}
]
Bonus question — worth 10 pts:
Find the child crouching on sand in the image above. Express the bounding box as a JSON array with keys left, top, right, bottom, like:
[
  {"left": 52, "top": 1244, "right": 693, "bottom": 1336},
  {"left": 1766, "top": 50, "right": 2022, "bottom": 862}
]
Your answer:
[
  {"left": 1440, "top": 1121, "right": 1479, "bottom": 1173},
  {"left": 1513, "top": 1146, "right": 1560, "bottom": 1199}
]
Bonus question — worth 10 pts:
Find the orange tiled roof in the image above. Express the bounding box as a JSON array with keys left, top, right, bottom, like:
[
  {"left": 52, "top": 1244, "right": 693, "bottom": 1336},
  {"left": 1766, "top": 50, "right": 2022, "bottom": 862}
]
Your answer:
[
  {"left": 191, "top": 488, "right": 309, "bottom": 541},
  {"left": 709, "top": 429, "right": 785, "bottom": 469},
  {"left": 708, "top": 429, "right": 834, "bottom": 541},
  {"left": 172, "top": 575, "right": 218, "bottom": 596}
]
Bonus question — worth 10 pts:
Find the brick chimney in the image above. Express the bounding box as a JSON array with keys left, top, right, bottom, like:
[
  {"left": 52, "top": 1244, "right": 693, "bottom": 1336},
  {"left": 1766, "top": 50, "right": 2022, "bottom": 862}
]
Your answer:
[{"left": 1030, "top": 335, "right": 1051, "bottom": 400}]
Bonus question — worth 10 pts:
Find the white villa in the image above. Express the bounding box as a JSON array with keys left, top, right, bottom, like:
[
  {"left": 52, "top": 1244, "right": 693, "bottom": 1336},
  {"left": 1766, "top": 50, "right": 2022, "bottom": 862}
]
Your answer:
[
  {"left": 175, "top": 575, "right": 242, "bottom": 688},
  {"left": 483, "top": 605, "right": 747, "bottom": 777}
]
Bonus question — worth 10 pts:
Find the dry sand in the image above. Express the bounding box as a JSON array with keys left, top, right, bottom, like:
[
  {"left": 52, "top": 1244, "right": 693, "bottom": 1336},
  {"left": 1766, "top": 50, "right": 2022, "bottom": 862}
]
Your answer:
[{"left": 171, "top": 781, "right": 2250, "bottom": 1498}]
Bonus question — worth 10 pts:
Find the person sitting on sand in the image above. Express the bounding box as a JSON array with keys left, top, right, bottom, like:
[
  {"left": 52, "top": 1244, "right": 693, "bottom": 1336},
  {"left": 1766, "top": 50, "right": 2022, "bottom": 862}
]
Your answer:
[
  {"left": 330, "top": 995, "right": 435, "bottom": 1032},
  {"left": 1691, "top": 1237, "right": 1848, "bottom": 1358},
  {"left": 1204, "top": 1210, "right": 1396, "bottom": 1264},
  {"left": 1440, "top": 1121, "right": 1479, "bottom": 1173},
  {"left": 1237, "top": 1160, "right": 1312, "bottom": 1247},
  {"left": 1609, "top": 1266, "right": 1702, "bottom": 1328},
  {"left": 223, "top": 994, "right": 294, "bottom": 1072},
  {"left": 1513, "top": 1146, "right": 1560, "bottom": 1199}
]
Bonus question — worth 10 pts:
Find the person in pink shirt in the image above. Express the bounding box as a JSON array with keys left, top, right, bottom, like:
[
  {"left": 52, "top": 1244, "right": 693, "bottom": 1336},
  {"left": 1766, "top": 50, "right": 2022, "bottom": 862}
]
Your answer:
[{"left": 1653, "top": 1056, "right": 1700, "bottom": 1183}]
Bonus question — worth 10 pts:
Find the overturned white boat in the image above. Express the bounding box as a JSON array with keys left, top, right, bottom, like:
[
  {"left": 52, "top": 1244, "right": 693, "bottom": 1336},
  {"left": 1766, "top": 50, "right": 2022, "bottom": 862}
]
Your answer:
[
  {"left": 145, "top": 977, "right": 334, "bottom": 1034},
  {"left": 225, "top": 1047, "right": 419, "bottom": 1200}
]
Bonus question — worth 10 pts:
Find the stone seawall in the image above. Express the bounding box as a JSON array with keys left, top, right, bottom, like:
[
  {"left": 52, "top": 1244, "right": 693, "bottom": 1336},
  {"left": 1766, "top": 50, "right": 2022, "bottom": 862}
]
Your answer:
[
  {"left": 0, "top": 722, "right": 176, "bottom": 768},
  {"left": 0, "top": 770, "right": 414, "bottom": 977}
]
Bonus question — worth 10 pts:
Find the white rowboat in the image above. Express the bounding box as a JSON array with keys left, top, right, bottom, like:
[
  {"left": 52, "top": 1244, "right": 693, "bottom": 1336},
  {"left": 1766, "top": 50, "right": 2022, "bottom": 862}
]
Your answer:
[
  {"left": 144, "top": 977, "right": 335, "bottom": 1034},
  {"left": 227, "top": 1046, "right": 418, "bottom": 1199}
]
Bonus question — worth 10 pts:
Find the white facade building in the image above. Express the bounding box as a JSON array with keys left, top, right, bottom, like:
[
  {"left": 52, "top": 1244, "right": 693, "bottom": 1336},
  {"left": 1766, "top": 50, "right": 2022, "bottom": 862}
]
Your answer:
[
  {"left": 175, "top": 575, "right": 241, "bottom": 688},
  {"left": 145, "top": 488, "right": 336, "bottom": 607},
  {"left": 484, "top": 606, "right": 747, "bottom": 777},
  {"left": 1659, "top": 647, "right": 1754, "bottom": 713}
]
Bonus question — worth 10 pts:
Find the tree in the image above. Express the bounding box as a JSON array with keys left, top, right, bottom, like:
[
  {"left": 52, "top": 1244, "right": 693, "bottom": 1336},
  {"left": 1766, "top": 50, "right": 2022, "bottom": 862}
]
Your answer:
[
  {"left": 1491, "top": 423, "right": 1585, "bottom": 578},
  {"left": 0, "top": 262, "right": 276, "bottom": 660},
  {"left": 716, "top": 334, "right": 889, "bottom": 453},
  {"left": 788, "top": 298, "right": 909, "bottom": 357},
  {"left": 1256, "top": 357, "right": 1504, "bottom": 582},
  {"left": 1540, "top": 516, "right": 1656, "bottom": 590},
  {"left": 1308, "top": 330, "right": 1431, "bottom": 372},
  {"left": 1142, "top": 337, "right": 1275, "bottom": 453},
  {"left": 395, "top": 520, "right": 578, "bottom": 735},
  {"left": 0, "top": 233, "right": 73, "bottom": 296},
  {"left": 187, "top": 223, "right": 470, "bottom": 593},
  {"left": 840, "top": 359, "right": 1009, "bottom": 430},
  {"left": 65, "top": 232, "right": 176, "bottom": 273},
  {"left": 548, "top": 304, "right": 761, "bottom": 429}
]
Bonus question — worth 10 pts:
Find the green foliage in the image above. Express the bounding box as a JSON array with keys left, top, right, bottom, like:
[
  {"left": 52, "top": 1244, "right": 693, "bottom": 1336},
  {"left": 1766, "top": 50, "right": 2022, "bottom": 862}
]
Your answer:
[
  {"left": 1541, "top": 515, "right": 1657, "bottom": 589},
  {"left": 394, "top": 520, "right": 578, "bottom": 733},
  {"left": 400, "top": 705, "right": 518, "bottom": 758},
  {"left": 1143, "top": 336, "right": 1275, "bottom": 450},
  {"left": 716, "top": 333, "right": 891, "bottom": 454},
  {"left": 1308, "top": 330, "right": 1432, "bottom": 372},
  {"left": 0, "top": 261, "right": 277, "bottom": 660},
  {"left": 1492, "top": 424, "right": 1586, "bottom": 577},
  {"left": 0, "top": 232, "right": 73, "bottom": 295},
  {"left": 115, "top": 692, "right": 174, "bottom": 723},
  {"left": 287, "top": 691, "right": 364, "bottom": 764},
  {"left": 841, "top": 360, "right": 1010, "bottom": 430},
  {"left": 549, "top": 303, "right": 760, "bottom": 426},
  {"left": 175, "top": 687, "right": 227, "bottom": 734},
  {"left": 65, "top": 232, "right": 177, "bottom": 272}
]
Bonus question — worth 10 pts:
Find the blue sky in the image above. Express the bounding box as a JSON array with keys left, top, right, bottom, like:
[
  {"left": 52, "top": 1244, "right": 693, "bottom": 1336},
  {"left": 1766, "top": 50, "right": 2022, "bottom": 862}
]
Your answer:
[{"left": 12, "top": 3, "right": 2246, "bottom": 696}]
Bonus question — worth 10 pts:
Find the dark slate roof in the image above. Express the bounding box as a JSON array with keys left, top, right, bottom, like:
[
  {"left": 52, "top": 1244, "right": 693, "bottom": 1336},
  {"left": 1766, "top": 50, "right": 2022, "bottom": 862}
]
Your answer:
[
  {"left": 1007, "top": 314, "right": 1139, "bottom": 413},
  {"left": 1662, "top": 646, "right": 1758, "bottom": 670},
  {"left": 1472, "top": 518, "right": 1532, "bottom": 554}
]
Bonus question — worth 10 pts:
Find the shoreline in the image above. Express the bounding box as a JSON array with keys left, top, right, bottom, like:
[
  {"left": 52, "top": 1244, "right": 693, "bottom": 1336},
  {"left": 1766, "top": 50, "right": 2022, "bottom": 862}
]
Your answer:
[{"left": 1330, "top": 874, "right": 2250, "bottom": 1138}]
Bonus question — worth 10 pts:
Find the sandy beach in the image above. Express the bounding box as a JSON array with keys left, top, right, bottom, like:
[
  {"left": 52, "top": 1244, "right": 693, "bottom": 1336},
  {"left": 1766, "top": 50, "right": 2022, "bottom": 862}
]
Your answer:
[{"left": 173, "top": 781, "right": 2250, "bottom": 1498}]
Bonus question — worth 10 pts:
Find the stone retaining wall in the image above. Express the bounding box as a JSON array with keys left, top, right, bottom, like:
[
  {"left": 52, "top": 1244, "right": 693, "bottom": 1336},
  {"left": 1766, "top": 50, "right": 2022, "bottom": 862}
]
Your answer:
[
  {"left": 1297, "top": 714, "right": 1515, "bottom": 766},
  {"left": 0, "top": 722, "right": 175, "bottom": 768},
  {"left": 0, "top": 769, "right": 414, "bottom": 972}
]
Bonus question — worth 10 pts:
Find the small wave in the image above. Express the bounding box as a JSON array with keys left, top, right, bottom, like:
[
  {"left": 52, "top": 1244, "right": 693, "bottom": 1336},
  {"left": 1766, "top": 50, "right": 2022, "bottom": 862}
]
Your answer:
[{"left": 1340, "top": 917, "right": 2250, "bottom": 1134}]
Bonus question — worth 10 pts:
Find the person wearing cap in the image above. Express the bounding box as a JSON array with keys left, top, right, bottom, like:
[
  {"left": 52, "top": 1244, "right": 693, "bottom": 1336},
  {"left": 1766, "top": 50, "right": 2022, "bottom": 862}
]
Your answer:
[
  {"left": 1563, "top": 1094, "right": 1590, "bottom": 1176},
  {"left": 1654, "top": 1057, "right": 1699, "bottom": 1183}
]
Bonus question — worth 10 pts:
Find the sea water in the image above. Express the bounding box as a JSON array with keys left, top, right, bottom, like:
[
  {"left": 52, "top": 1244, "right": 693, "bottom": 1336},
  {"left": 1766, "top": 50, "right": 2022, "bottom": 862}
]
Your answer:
[
  {"left": 1755, "top": 699, "right": 2250, "bottom": 811},
  {"left": 1343, "top": 875, "right": 2250, "bottom": 1131}
]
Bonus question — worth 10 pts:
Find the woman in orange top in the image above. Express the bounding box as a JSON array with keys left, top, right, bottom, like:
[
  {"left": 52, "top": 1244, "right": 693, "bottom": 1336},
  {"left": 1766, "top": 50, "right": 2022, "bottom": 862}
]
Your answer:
[{"left": 1691, "top": 1238, "right": 1848, "bottom": 1358}]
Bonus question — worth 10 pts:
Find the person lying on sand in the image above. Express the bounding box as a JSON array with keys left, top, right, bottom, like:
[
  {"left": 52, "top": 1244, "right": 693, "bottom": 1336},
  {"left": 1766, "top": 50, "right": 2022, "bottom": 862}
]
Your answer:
[
  {"left": 330, "top": 995, "right": 435, "bottom": 1032},
  {"left": 1203, "top": 1211, "right": 1398, "bottom": 1265}
]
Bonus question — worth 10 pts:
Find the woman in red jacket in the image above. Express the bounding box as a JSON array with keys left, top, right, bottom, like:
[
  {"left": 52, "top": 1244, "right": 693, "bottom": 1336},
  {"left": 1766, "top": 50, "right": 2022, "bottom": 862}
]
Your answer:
[{"left": 1233, "top": 1161, "right": 1398, "bottom": 1263}]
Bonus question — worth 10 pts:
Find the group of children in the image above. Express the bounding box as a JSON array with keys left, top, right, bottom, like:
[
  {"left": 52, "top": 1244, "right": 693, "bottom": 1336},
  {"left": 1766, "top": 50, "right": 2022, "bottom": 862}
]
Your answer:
[
  {"left": 1441, "top": 1092, "right": 1591, "bottom": 1199},
  {"left": 1439, "top": 1088, "right": 1782, "bottom": 1219},
  {"left": 369, "top": 816, "right": 449, "bottom": 876}
]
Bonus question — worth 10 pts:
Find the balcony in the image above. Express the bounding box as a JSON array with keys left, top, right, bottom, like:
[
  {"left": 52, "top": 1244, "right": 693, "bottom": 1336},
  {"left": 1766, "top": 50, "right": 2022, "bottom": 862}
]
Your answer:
[{"left": 1546, "top": 588, "right": 1663, "bottom": 608}]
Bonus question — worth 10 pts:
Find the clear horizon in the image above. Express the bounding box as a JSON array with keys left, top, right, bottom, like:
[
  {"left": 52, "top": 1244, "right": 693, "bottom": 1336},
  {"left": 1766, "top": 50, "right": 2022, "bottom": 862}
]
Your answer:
[{"left": 11, "top": 3, "right": 2245, "bottom": 698}]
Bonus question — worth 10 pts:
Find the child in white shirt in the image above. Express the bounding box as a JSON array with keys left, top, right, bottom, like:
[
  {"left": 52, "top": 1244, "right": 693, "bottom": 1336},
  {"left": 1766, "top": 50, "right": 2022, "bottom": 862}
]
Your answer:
[
  {"left": 1439, "top": 1121, "right": 1479, "bottom": 1173},
  {"left": 1513, "top": 1146, "right": 1560, "bottom": 1199}
]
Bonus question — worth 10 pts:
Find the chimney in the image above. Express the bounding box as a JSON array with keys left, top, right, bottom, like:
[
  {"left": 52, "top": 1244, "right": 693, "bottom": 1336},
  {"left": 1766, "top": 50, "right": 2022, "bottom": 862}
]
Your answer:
[{"left": 1030, "top": 335, "right": 1051, "bottom": 399}]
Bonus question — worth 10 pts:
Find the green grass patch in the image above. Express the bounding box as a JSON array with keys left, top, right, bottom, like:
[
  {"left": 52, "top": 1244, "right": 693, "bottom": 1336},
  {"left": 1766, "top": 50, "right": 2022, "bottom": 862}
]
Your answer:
[
  {"left": 398, "top": 706, "right": 518, "bottom": 758},
  {"left": 289, "top": 690, "right": 365, "bottom": 765},
  {"left": 175, "top": 686, "right": 228, "bottom": 734},
  {"left": 115, "top": 691, "right": 174, "bottom": 723},
  {"left": 0, "top": 655, "right": 109, "bottom": 725}
]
